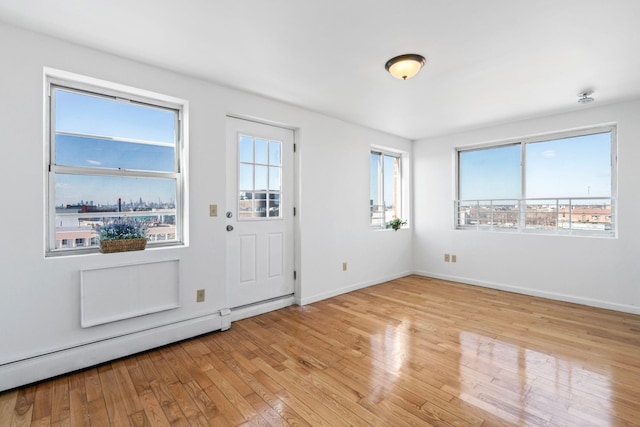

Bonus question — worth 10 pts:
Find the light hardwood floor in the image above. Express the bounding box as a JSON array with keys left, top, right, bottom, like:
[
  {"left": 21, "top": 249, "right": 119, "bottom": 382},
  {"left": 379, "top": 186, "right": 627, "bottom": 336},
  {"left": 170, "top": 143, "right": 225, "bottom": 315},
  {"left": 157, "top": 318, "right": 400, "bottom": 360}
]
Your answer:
[{"left": 1, "top": 275, "right": 640, "bottom": 426}]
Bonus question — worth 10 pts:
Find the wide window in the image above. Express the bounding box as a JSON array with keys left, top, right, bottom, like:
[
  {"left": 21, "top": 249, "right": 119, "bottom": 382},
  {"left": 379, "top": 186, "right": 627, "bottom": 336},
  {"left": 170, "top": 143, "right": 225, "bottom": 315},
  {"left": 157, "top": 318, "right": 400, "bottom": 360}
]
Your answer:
[
  {"left": 46, "top": 76, "right": 185, "bottom": 254},
  {"left": 456, "top": 126, "right": 615, "bottom": 237},
  {"left": 370, "top": 150, "right": 403, "bottom": 229}
]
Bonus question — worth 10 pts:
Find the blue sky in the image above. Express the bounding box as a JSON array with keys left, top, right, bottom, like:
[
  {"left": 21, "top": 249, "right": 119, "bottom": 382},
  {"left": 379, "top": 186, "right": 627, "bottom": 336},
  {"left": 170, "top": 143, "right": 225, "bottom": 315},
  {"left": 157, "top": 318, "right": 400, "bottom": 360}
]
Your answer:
[
  {"left": 54, "top": 88, "right": 177, "bottom": 207},
  {"left": 459, "top": 132, "right": 612, "bottom": 200}
]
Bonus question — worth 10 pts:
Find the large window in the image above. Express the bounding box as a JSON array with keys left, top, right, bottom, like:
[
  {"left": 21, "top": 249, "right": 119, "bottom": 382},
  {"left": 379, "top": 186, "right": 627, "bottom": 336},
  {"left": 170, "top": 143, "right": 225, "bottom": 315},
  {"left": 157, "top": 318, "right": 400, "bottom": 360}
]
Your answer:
[
  {"left": 46, "top": 75, "right": 185, "bottom": 255},
  {"left": 456, "top": 126, "right": 616, "bottom": 236},
  {"left": 370, "top": 150, "right": 403, "bottom": 229}
]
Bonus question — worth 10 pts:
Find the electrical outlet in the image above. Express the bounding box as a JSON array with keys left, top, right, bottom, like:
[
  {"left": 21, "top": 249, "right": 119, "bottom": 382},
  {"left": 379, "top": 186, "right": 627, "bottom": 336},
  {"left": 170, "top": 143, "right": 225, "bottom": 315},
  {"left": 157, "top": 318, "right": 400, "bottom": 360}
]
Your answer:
[
  {"left": 342, "top": 262, "right": 347, "bottom": 271},
  {"left": 209, "top": 204, "right": 218, "bottom": 217},
  {"left": 196, "top": 289, "right": 205, "bottom": 302},
  {"left": 444, "top": 253, "right": 450, "bottom": 262},
  {"left": 451, "top": 255, "right": 457, "bottom": 263}
]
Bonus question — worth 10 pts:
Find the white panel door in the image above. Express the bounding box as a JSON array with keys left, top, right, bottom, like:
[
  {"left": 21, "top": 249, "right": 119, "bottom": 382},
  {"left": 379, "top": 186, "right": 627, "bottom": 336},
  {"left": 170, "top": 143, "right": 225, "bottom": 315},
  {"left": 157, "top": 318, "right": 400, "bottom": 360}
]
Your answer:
[{"left": 226, "top": 117, "right": 294, "bottom": 308}]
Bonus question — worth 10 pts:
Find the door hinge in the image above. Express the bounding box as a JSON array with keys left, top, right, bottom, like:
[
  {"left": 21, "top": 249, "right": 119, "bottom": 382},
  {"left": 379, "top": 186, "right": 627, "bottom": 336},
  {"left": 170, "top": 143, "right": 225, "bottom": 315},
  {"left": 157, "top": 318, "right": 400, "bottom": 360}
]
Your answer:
[
  {"left": 293, "top": 207, "right": 296, "bottom": 216},
  {"left": 294, "top": 270, "right": 297, "bottom": 280},
  {"left": 293, "top": 143, "right": 297, "bottom": 153}
]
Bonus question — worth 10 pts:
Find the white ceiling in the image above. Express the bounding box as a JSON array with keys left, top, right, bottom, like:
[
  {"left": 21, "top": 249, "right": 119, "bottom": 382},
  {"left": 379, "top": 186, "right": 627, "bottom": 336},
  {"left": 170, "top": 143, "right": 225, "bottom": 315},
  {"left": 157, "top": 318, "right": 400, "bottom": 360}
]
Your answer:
[{"left": 1, "top": 0, "right": 639, "bottom": 140}]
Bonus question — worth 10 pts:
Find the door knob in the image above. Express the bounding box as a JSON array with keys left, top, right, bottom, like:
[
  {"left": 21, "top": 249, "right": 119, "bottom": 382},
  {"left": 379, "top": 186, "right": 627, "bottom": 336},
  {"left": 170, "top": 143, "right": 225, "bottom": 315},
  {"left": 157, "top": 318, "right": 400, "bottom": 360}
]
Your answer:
[
  {"left": 226, "top": 211, "right": 233, "bottom": 218},
  {"left": 226, "top": 225, "right": 234, "bottom": 232}
]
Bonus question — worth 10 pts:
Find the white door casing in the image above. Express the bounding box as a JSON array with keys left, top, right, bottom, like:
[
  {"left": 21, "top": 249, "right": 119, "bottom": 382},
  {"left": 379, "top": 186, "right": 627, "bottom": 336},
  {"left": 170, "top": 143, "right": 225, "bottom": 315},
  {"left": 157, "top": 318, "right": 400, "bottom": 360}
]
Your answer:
[{"left": 226, "top": 117, "right": 295, "bottom": 308}]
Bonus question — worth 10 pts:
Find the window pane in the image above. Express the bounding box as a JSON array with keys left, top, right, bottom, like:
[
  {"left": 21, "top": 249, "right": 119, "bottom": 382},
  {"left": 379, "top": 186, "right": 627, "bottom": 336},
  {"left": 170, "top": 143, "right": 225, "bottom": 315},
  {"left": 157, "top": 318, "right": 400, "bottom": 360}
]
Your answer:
[
  {"left": 526, "top": 132, "right": 611, "bottom": 198},
  {"left": 269, "top": 141, "right": 281, "bottom": 166},
  {"left": 255, "top": 138, "right": 268, "bottom": 164},
  {"left": 459, "top": 144, "right": 521, "bottom": 200},
  {"left": 370, "top": 153, "right": 382, "bottom": 227},
  {"left": 54, "top": 88, "right": 175, "bottom": 143},
  {"left": 383, "top": 155, "right": 399, "bottom": 224},
  {"left": 55, "top": 134, "right": 175, "bottom": 172},
  {"left": 54, "top": 174, "right": 176, "bottom": 212},
  {"left": 239, "top": 135, "right": 253, "bottom": 163},
  {"left": 53, "top": 174, "right": 177, "bottom": 249},
  {"left": 525, "top": 200, "right": 558, "bottom": 230}
]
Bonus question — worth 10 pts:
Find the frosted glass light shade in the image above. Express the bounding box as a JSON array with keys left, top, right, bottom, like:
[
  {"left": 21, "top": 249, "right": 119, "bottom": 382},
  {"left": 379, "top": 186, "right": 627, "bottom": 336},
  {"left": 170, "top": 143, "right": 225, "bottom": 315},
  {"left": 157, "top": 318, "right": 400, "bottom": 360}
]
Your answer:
[{"left": 385, "top": 54, "right": 426, "bottom": 80}]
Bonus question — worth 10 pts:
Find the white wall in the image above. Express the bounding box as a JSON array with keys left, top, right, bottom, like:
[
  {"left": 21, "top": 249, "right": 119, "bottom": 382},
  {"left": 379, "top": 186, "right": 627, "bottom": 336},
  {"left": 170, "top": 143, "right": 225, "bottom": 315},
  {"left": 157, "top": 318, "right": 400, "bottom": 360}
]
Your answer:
[
  {"left": 413, "top": 100, "right": 640, "bottom": 314},
  {"left": 0, "top": 23, "right": 412, "bottom": 390}
]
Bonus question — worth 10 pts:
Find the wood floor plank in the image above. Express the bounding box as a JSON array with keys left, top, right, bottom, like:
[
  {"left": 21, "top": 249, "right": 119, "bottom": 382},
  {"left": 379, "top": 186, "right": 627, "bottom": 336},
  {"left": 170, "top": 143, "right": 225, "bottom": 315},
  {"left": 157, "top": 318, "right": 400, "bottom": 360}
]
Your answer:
[
  {"left": 0, "top": 390, "right": 18, "bottom": 422},
  {"left": 68, "top": 384, "right": 90, "bottom": 427},
  {"left": 2, "top": 275, "right": 640, "bottom": 426},
  {"left": 136, "top": 390, "right": 170, "bottom": 427},
  {"left": 86, "top": 393, "right": 109, "bottom": 427}
]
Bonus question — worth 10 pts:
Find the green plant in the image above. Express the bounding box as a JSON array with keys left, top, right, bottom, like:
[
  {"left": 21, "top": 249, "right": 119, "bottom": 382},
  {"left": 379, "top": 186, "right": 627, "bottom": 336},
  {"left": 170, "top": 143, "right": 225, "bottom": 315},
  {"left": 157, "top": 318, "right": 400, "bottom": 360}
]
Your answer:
[
  {"left": 97, "top": 218, "right": 147, "bottom": 241},
  {"left": 387, "top": 217, "right": 407, "bottom": 231}
]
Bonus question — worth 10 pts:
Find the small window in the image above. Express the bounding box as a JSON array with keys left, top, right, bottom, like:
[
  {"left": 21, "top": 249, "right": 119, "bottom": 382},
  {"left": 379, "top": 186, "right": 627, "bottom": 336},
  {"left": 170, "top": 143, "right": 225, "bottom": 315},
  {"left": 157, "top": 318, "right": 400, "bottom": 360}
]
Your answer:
[
  {"left": 46, "top": 73, "right": 186, "bottom": 255},
  {"left": 456, "top": 126, "right": 615, "bottom": 237},
  {"left": 238, "top": 135, "right": 282, "bottom": 219},
  {"left": 370, "top": 150, "right": 403, "bottom": 229}
]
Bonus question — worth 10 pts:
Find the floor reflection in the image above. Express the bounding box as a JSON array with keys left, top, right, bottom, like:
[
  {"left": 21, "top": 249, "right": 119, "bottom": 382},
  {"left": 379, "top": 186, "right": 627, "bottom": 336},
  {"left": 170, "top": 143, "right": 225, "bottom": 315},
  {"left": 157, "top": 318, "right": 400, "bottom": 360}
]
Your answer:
[
  {"left": 368, "top": 320, "right": 409, "bottom": 402},
  {"left": 459, "top": 331, "right": 613, "bottom": 425}
]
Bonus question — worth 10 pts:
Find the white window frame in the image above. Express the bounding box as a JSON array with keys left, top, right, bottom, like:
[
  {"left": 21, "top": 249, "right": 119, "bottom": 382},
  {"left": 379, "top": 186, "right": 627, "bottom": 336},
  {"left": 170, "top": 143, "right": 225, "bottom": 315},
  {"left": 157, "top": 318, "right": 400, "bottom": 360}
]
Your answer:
[
  {"left": 455, "top": 125, "right": 617, "bottom": 237},
  {"left": 370, "top": 148, "right": 405, "bottom": 229},
  {"left": 45, "top": 70, "right": 187, "bottom": 255}
]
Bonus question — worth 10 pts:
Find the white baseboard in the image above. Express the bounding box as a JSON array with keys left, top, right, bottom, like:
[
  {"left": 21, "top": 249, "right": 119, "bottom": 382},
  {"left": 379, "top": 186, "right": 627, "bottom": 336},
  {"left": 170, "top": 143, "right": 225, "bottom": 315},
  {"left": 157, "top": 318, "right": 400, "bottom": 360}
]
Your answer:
[
  {"left": 300, "top": 270, "right": 413, "bottom": 306},
  {"left": 230, "top": 296, "right": 295, "bottom": 322},
  {"left": 0, "top": 313, "right": 223, "bottom": 392},
  {"left": 413, "top": 270, "right": 640, "bottom": 315}
]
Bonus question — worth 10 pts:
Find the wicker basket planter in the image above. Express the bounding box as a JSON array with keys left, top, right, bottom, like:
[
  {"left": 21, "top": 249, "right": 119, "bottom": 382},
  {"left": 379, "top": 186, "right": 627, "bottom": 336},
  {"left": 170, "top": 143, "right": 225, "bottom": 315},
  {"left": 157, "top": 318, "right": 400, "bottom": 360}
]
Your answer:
[{"left": 99, "top": 238, "right": 147, "bottom": 254}]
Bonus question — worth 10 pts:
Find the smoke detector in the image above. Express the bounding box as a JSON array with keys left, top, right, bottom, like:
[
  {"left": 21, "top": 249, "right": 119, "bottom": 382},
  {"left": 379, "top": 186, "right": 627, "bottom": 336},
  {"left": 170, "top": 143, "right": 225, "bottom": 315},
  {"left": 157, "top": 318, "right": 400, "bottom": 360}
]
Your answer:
[{"left": 578, "top": 91, "right": 595, "bottom": 104}]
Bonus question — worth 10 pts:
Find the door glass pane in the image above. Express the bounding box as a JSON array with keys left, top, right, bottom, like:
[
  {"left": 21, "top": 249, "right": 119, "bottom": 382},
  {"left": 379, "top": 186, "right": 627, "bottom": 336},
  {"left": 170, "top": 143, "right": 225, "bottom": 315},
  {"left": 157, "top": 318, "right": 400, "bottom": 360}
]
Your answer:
[
  {"left": 239, "top": 135, "right": 253, "bottom": 163},
  {"left": 254, "top": 193, "right": 267, "bottom": 218},
  {"left": 255, "top": 165, "right": 268, "bottom": 191},
  {"left": 237, "top": 133, "right": 283, "bottom": 220},
  {"left": 268, "top": 193, "right": 280, "bottom": 217},
  {"left": 255, "top": 138, "right": 268, "bottom": 164},
  {"left": 239, "top": 192, "right": 253, "bottom": 219},
  {"left": 269, "top": 167, "right": 281, "bottom": 191},
  {"left": 239, "top": 164, "right": 253, "bottom": 190},
  {"left": 269, "top": 141, "right": 281, "bottom": 166}
]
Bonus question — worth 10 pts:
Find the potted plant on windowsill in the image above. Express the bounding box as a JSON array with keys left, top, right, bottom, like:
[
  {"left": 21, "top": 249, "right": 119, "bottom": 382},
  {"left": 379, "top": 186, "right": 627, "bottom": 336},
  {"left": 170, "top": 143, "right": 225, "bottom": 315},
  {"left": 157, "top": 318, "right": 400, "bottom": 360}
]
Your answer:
[
  {"left": 387, "top": 217, "right": 407, "bottom": 231},
  {"left": 97, "top": 218, "right": 148, "bottom": 253}
]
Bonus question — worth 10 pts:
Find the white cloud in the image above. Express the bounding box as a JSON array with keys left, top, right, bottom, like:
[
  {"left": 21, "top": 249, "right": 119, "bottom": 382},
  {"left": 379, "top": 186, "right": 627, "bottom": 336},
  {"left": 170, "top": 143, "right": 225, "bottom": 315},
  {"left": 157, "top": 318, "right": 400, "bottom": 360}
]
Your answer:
[
  {"left": 542, "top": 150, "right": 556, "bottom": 158},
  {"left": 87, "top": 159, "right": 102, "bottom": 165}
]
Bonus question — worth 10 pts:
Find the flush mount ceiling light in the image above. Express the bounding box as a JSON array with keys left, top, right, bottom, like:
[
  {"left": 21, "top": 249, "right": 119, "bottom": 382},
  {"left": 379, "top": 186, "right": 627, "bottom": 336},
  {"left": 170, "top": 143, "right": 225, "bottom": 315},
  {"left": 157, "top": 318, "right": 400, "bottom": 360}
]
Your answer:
[
  {"left": 578, "top": 91, "right": 595, "bottom": 104},
  {"left": 385, "top": 54, "right": 426, "bottom": 80}
]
